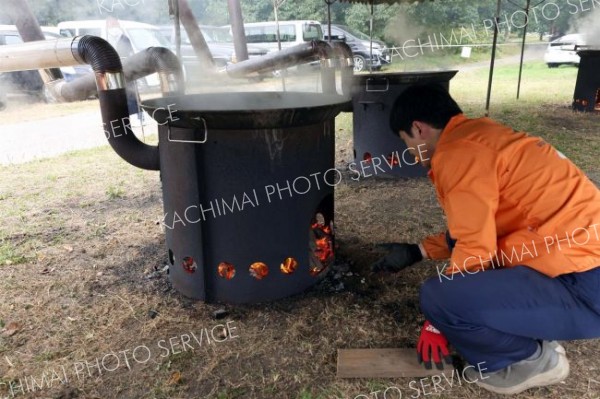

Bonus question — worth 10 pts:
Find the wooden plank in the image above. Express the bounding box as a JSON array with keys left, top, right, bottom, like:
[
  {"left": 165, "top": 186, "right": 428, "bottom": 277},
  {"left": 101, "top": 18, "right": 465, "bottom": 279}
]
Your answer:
[{"left": 337, "top": 348, "right": 455, "bottom": 379}]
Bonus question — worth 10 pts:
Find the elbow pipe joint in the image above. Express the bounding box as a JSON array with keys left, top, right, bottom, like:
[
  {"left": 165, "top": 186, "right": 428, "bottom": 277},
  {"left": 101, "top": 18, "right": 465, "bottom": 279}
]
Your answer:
[
  {"left": 330, "top": 41, "right": 354, "bottom": 68},
  {"left": 129, "top": 47, "right": 185, "bottom": 96},
  {"left": 73, "top": 36, "right": 183, "bottom": 171},
  {"left": 330, "top": 41, "right": 354, "bottom": 99},
  {"left": 311, "top": 40, "right": 336, "bottom": 68}
]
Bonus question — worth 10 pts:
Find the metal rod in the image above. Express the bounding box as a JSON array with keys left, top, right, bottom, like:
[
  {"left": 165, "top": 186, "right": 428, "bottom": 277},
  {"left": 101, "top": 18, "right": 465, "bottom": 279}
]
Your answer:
[
  {"left": 227, "top": 0, "right": 249, "bottom": 62},
  {"left": 485, "top": 0, "right": 502, "bottom": 116},
  {"left": 369, "top": 0, "right": 374, "bottom": 73},
  {"left": 173, "top": 0, "right": 181, "bottom": 59},
  {"left": 178, "top": 0, "right": 215, "bottom": 69},
  {"left": 273, "top": 0, "right": 286, "bottom": 91},
  {"left": 517, "top": 0, "right": 531, "bottom": 100},
  {"left": 0, "top": 38, "right": 82, "bottom": 72},
  {"left": 326, "top": 0, "right": 334, "bottom": 43},
  {"left": 5, "top": 0, "right": 63, "bottom": 85},
  {"left": 224, "top": 40, "right": 336, "bottom": 94}
]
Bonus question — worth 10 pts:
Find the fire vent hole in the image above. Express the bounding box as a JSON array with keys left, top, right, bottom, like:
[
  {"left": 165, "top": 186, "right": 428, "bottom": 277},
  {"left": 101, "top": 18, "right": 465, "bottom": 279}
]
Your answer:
[
  {"left": 363, "top": 152, "right": 372, "bottom": 162},
  {"left": 249, "top": 262, "right": 269, "bottom": 280},
  {"left": 387, "top": 153, "right": 400, "bottom": 167},
  {"left": 310, "top": 212, "right": 334, "bottom": 277},
  {"left": 280, "top": 258, "right": 298, "bottom": 274},
  {"left": 595, "top": 89, "right": 600, "bottom": 111},
  {"left": 182, "top": 256, "right": 197, "bottom": 274},
  {"left": 218, "top": 262, "right": 236, "bottom": 280}
]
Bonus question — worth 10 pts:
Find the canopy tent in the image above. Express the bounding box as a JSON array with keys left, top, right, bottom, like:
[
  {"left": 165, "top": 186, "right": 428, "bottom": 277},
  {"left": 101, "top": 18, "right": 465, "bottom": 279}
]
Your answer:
[{"left": 331, "top": 0, "right": 507, "bottom": 115}]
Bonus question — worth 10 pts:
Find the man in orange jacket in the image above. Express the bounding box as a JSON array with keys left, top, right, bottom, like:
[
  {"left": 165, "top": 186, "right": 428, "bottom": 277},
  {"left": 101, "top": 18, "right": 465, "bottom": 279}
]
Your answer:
[{"left": 372, "top": 83, "right": 600, "bottom": 395}]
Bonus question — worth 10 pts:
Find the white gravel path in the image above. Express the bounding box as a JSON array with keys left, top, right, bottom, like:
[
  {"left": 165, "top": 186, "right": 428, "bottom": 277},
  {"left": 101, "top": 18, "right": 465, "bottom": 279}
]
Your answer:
[{"left": 0, "top": 110, "right": 156, "bottom": 165}]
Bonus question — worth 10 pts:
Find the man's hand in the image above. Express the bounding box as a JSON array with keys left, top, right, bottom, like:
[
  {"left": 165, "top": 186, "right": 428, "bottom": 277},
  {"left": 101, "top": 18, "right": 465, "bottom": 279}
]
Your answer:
[
  {"left": 417, "top": 321, "right": 452, "bottom": 370},
  {"left": 370, "top": 243, "right": 423, "bottom": 273}
]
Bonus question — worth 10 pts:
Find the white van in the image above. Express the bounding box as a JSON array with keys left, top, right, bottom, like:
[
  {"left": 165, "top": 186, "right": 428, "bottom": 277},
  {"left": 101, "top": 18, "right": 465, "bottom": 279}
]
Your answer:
[
  {"left": 241, "top": 20, "right": 323, "bottom": 52},
  {"left": 57, "top": 20, "right": 170, "bottom": 88},
  {"left": 543, "top": 33, "right": 586, "bottom": 68}
]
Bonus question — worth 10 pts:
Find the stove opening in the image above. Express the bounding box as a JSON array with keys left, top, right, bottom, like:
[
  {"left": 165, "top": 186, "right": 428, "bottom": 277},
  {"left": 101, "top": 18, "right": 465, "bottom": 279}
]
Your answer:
[
  {"left": 182, "top": 256, "right": 197, "bottom": 274},
  {"left": 280, "top": 257, "right": 299, "bottom": 274},
  {"left": 387, "top": 152, "right": 400, "bottom": 167},
  {"left": 249, "top": 262, "right": 269, "bottom": 280},
  {"left": 309, "top": 210, "right": 334, "bottom": 277},
  {"left": 218, "top": 262, "right": 236, "bottom": 280},
  {"left": 363, "top": 152, "right": 372, "bottom": 163},
  {"left": 595, "top": 89, "right": 600, "bottom": 111}
]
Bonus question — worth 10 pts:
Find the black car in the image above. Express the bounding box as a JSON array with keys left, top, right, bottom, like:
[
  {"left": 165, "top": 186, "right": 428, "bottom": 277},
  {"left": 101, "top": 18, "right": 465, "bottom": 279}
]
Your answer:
[{"left": 323, "top": 24, "right": 391, "bottom": 72}]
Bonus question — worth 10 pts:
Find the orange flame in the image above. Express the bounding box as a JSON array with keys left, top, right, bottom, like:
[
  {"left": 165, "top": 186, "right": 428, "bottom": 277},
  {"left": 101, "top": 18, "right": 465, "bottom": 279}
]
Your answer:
[
  {"left": 280, "top": 257, "right": 298, "bottom": 274},
  {"left": 249, "top": 262, "right": 269, "bottom": 280},
  {"left": 217, "top": 262, "right": 236, "bottom": 280},
  {"left": 387, "top": 153, "right": 400, "bottom": 167},
  {"left": 309, "top": 219, "right": 334, "bottom": 276}
]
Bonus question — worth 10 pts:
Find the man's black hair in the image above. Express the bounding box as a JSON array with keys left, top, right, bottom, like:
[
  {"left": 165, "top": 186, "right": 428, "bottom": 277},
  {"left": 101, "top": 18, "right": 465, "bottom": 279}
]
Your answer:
[{"left": 389, "top": 83, "right": 462, "bottom": 137}]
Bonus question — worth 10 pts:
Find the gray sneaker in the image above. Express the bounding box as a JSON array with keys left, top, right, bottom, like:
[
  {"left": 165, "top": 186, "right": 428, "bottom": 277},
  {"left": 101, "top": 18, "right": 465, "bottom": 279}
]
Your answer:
[
  {"left": 464, "top": 340, "right": 569, "bottom": 395},
  {"left": 548, "top": 340, "right": 566, "bottom": 355}
]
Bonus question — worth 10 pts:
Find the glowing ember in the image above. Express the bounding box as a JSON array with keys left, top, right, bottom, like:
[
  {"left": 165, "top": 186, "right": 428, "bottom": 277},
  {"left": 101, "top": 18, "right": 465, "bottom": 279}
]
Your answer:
[
  {"left": 280, "top": 258, "right": 298, "bottom": 274},
  {"left": 182, "top": 256, "right": 197, "bottom": 274},
  {"left": 249, "top": 262, "right": 269, "bottom": 280},
  {"left": 309, "top": 214, "right": 334, "bottom": 277},
  {"left": 363, "top": 152, "right": 372, "bottom": 162},
  {"left": 386, "top": 153, "right": 400, "bottom": 167},
  {"left": 217, "top": 262, "right": 236, "bottom": 280}
]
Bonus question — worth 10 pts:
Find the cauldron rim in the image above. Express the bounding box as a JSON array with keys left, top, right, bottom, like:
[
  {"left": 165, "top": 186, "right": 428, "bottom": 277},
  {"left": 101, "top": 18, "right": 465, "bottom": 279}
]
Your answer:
[{"left": 141, "top": 91, "right": 351, "bottom": 130}]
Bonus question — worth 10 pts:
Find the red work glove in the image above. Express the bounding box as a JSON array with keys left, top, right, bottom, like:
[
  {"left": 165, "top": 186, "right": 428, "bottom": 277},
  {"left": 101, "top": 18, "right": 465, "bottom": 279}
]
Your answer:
[{"left": 417, "top": 321, "right": 452, "bottom": 370}]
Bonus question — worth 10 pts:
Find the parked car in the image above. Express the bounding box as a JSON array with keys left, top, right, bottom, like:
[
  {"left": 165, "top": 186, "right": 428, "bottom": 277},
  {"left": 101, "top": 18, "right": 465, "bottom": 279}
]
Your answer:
[
  {"left": 228, "top": 20, "right": 324, "bottom": 73},
  {"left": 543, "top": 33, "right": 586, "bottom": 68},
  {"left": 57, "top": 20, "right": 170, "bottom": 89},
  {"left": 323, "top": 24, "right": 390, "bottom": 72},
  {"left": 0, "top": 25, "right": 92, "bottom": 103},
  {"left": 158, "top": 24, "right": 268, "bottom": 70},
  {"left": 241, "top": 20, "right": 323, "bottom": 51}
]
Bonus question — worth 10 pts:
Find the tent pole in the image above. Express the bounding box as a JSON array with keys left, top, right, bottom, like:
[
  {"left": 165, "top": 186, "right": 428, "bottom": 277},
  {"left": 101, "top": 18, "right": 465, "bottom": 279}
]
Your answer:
[
  {"left": 516, "top": 0, "right": 531, "bottom": 99},
  {"left": 369, "top": 0, "right": 374, "bottom": 72},
  {"left": 173, "top": 0, "right": 180, "bottom": 59},
  {"left": 485, "top": 0, "right": 502, "bottom": 116},
  {"left": 326, "top": 0, "right": 334, "bottom": 42}
]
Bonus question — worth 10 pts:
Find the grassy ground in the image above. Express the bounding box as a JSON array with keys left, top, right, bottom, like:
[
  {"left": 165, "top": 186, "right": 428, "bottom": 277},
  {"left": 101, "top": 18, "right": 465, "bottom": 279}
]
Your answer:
[
  {"left": 1, "top": 61, "right": 599, "bottom": 399},
  {"left": 384, "top": 41, "right": 527, "bottom": 72}
]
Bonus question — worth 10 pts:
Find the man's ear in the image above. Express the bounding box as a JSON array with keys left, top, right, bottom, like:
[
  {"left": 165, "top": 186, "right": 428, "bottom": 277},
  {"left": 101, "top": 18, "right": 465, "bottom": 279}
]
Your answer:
[
  {"left": 413, "top": 121, "right": 436, "bottom": 138},
  {"left": 412, "top": 120, "right": 426, "bottom": 138}
]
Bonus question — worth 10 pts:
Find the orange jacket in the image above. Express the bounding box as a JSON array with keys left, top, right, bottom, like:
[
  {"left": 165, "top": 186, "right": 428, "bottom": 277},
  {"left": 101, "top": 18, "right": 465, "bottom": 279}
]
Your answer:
[{"left": 421, "top": 114, "right": 600, "bottom": 277}]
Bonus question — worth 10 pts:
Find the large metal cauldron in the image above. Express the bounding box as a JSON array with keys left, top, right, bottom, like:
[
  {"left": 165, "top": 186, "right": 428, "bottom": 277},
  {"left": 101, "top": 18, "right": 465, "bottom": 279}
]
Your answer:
[{"left": 142, "top": 92, "right": 349, "bottom": 303}]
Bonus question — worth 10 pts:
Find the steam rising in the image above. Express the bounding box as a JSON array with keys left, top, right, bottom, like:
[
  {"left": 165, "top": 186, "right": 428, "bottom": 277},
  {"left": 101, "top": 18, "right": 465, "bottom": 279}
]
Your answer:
[
  {"left": 383, "top": 12, "right": 423, "bottom": 47},
  {"left": 572, "top": 7, "right": 600, "bottom": 47}
]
